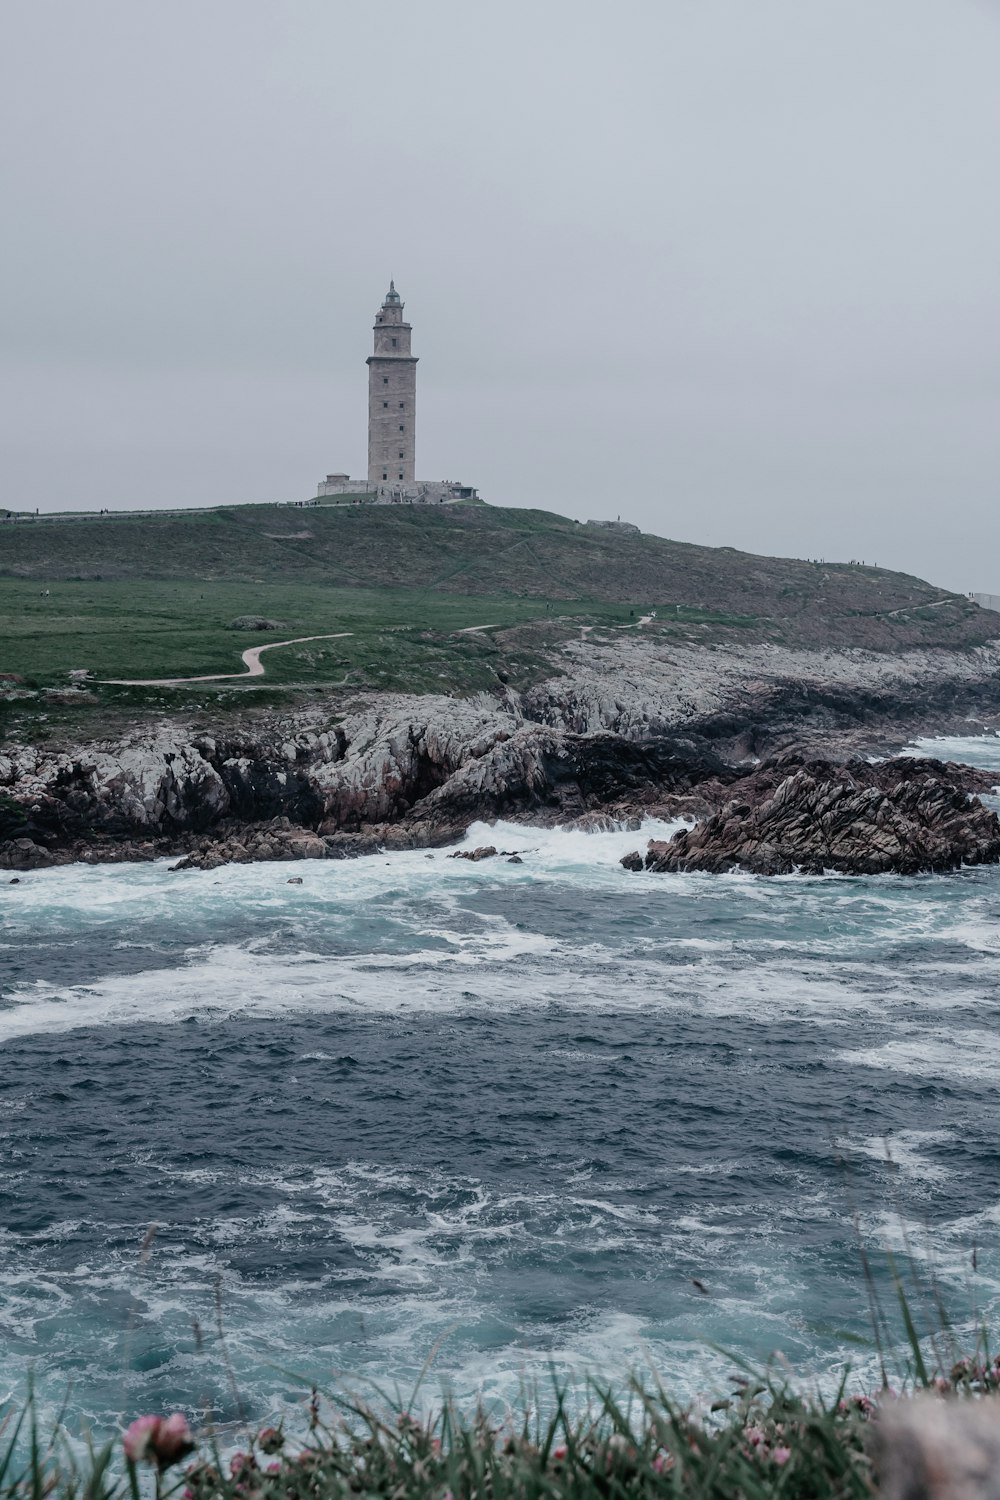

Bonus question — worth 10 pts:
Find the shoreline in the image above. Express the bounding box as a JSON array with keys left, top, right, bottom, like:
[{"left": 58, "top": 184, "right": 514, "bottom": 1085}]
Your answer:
[{"left": 5, "top": 638, "right": 1000, "bottom": 875}]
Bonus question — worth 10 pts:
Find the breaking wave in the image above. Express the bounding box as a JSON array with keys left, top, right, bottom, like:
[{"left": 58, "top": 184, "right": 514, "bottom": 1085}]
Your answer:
[{"left": 3, "top": 801, "right": 1000, "bottom": 1436}]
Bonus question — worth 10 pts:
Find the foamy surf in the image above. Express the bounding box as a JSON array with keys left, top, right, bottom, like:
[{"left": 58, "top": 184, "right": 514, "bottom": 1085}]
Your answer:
[
  {"left": 902, "top": 732, "right": 1000, "bottom": 774},
  {"left": 3, "top": 811, "right": 1000, "bottom": 1040},
  {"left": 3, "top": 776, "right": 1000, "bottom": 1439}
]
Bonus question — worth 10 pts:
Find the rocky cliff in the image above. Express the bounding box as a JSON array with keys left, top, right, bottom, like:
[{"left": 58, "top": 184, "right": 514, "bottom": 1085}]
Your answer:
[{"left": 3, "top": 637, "right": 1000, "bottom": 872}]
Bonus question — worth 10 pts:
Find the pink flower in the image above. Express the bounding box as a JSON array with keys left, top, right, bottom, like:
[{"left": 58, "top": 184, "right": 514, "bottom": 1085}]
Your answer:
[
  {"left": 773, "top": 1446, "right": 792, "bottom": 1466},
  {"left": 257, "top": 1427, "right": 284, "bottom": 1455},
  {"left": 123, "top": 1416, "right": 161, "bottom": 1465},
  {"left": 745, "top": 1426, "right": 765, "bottom": 1448},
  {"left": 552, "top": 1445, "right": 567, "bottom": 1461},
  {"left": 229, "top": 1452, "right": 255, "bottom": 1478},
  {"left": 156, "top": 1414, "right": 195, "bottom": 1466},
  {"left": 266, "top": 1462, "right": 282, "bottom": 1475},
  {"left": 652, "top": 1451, "right": 673, "bottom": 1473},
  {"left": 123, "top": 1414, "right": 194, "bottom": 1470}
]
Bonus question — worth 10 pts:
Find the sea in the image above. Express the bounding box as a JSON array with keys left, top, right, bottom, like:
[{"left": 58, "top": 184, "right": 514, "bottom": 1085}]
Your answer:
[{"left": 2, "top": 734, "right": 1000, "bottom": 1440}]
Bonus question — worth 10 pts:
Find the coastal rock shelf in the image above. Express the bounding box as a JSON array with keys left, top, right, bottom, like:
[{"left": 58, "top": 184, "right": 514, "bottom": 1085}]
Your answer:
[
  {"left": 622, "top": 756, "right": 1000, "bottom": 877},
  {"left": 4, "top": 637, "right": 1000, "bottom": 873}
]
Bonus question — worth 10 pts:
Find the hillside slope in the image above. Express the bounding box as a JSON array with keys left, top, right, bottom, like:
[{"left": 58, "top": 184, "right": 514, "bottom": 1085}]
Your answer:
[{"left": 0, "top": 501, "right": 992, "bottom": 652}]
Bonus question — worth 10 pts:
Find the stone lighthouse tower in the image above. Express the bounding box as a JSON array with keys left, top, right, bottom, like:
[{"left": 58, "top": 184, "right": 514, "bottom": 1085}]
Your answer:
[{"left": 367, "top": 281, "right": 417, "bottom": 487}]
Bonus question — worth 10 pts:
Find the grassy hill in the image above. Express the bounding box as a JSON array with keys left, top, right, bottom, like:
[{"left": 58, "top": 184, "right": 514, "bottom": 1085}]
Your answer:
[
  {"left": 0, "top": 501, "right": 995, "bottom": 742},
  {"left": 1, "top": 500, "right": 990, "bottom": 636}
]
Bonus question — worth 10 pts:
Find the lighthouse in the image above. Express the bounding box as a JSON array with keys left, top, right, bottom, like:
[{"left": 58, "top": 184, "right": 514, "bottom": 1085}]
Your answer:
[
  {"left": 366, "top": 281, "right": 417, "bottom": 487},
  {"left": 314, "top": 283, "right": 478, "bottom": 504}
]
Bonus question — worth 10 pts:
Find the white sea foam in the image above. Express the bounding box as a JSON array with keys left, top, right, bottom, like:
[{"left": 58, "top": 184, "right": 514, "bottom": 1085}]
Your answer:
[
  {"left": 903, "top": 733, "right": 1000, "bottom": 774},
  {"left": 838, "top": 1029, "right": 1000, "bottom": 1085},
  {"left": 840, "top": 1129, "right": 955, "bottom": 1184},
  {"left": 0, "top": 934, "right": 981, "bottom": 1043},
  {"left": 4, "top": 849, "right": 1000, "bottom": 1041}
]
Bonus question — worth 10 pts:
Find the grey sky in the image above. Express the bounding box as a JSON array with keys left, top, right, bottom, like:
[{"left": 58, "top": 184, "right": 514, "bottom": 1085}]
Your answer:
[{"left": 2, "top": 0, "right": 999, "bottom": 594}]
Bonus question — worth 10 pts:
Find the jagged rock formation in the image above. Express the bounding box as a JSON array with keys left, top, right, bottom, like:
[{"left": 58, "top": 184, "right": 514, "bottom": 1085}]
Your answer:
[
  {"left": 3, "top": 637, "right": 1000, "bottom": 872},
  {"left": 0, "top": 699, "right": 727, "bottom": 869},
  {"left": 626, "top": 756, "right": 1000, "bottom": 876}
]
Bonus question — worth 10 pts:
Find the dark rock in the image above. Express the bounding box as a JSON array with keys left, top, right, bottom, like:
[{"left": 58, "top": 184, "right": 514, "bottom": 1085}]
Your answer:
[
  {"left": 227, "top": 616, "right": 283, "bottom": 631},
  {"left": 507, "top": 854, "right": 523, "bottom": 864},
  {"left": 643, "top": 757, "right": 1000, "bottom": 876},
  {"left": 9, "top": 877, "right": 20, "bottom": 884},
  {"left": 449, "top": 845, "right": 498, "bottom": 862},
  {"left": 287, "top": 876, "right": 303, "bottom": 885},
  {"left": 0, "top": 838, "right": 55, "bottom": 871},
  {"left": 620, "top": 850, "right": 644, "bottom": 872}
]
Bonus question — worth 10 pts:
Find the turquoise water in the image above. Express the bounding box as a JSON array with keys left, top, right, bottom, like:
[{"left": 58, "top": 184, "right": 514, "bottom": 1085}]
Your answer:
[{"left": 1, "top": 734, "right": 999, "bottom": 1437}]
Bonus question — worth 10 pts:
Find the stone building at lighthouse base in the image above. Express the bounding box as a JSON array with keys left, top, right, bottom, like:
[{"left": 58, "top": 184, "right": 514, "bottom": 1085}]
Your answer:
[{"left": 316, "top": 474, "right": 478, "bottom": 505}]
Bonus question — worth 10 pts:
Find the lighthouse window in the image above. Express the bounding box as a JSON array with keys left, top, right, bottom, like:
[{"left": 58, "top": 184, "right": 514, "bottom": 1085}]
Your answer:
[
  {"left": 382, "top": 471, "right": 387, "bottom": 480},
  {"left": 398, "top": 471, "right": 403, "bottom": 479},
  {"left": 391, "top": 337, "right": 397, "bottom": 347},
  {"left": 399, "top": 402, "right": 404, "bottom": 409},
  {"left": 399, "top": 451, "right": 404, "bottom": 459},
  {"left": 383, "top": 377, "right": 388, "bottom": 385},
  {"left": 399, "top": 424, "right": 404, "bottom": 432}
]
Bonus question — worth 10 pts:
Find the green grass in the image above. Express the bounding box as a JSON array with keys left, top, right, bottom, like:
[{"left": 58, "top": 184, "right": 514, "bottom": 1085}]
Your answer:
[
  {"left": 0, "top": 502, "right": 988, "bottom": 653},
  {"left": 0, "top": 579, "right": 641, "bottom": 690},
  {"left": 0, "top": 578, "right": 652, "bottom": 741},
  {"left": 0, "top": 1373, "right": 880, "bottom": 1500},
  {"left": 3, "top": 1346, "right": 998, "bottom": 1500},
  {"left": 2, "top": 499, "right": 995, "bottom": 741}
]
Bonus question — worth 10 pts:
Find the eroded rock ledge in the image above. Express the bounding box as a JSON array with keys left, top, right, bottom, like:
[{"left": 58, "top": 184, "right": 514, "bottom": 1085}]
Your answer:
[
  {"left": 3, "top": 637, "right": 1000, "bottom": 873},
  {"left": 623, "top": 755, "right": 1000, "bottom": 877}
]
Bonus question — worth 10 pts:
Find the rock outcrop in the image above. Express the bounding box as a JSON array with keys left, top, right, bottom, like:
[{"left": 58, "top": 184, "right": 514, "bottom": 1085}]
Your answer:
[
  {"left": 4, "top": 635, "right": 1000, "bottom": 873},
  {"left": 0, "top": 695, "right": 732, "bottom": 870},
  {"left": 625, "top": 756, "right": 1000, "bottom": 876}
]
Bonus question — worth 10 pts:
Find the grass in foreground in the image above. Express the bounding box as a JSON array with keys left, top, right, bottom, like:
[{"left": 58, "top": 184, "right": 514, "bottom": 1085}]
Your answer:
[
  {"left": 5, "top": 1243, "right": 997, "bottom": 1500},
  {"left": 0, "top": 1371, "right": 881, "bottom": 1500},
  {"left": 0, "top": 1215, "right": 996, "bottom": 1500},
  {"left": 9, "top": 1344, "right": 1000, "bottom": 1500}
]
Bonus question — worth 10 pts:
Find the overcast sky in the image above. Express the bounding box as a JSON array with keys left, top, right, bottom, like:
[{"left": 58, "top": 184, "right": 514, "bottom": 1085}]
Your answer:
[{"left": 2, "top": 1, "right": 999, "bottom": 593}]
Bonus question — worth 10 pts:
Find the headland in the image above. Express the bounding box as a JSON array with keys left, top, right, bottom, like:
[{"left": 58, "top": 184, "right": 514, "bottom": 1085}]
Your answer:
[{"left": 3, "top": 499, "right": 1000, "bottom": 874}]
